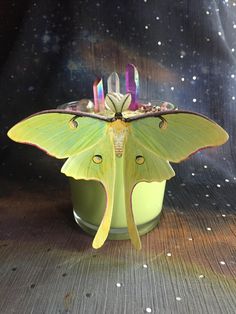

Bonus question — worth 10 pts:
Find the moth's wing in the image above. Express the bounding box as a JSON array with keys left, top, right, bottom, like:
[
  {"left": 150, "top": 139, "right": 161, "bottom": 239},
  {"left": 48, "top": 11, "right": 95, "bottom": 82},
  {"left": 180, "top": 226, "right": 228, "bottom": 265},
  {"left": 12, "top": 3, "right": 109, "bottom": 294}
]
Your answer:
[
  {"left": 127, "top": 111, "right": 229, "bottom": 162},
  {"left": 61, "top": 134, "right": 115, "bottom": 249},
  {"left": 124, "top": 110, "right": 228, "bottom": 250},
  {"left": 123, "top": 134, "right": 175, "bottom": 250},
  {"left": 8, "top": 110, "right": 115, "bottom": 249},
  {"left": 7, "top": 110, "right": 109, "bottom": 158}
]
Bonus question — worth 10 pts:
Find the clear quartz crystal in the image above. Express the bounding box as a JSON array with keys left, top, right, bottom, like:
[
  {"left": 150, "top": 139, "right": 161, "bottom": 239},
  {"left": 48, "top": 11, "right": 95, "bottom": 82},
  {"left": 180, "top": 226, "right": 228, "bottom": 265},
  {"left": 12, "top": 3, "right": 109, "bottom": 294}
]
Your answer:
[{"left": 107, "top": 72, "right": 120, "bottom": 93}]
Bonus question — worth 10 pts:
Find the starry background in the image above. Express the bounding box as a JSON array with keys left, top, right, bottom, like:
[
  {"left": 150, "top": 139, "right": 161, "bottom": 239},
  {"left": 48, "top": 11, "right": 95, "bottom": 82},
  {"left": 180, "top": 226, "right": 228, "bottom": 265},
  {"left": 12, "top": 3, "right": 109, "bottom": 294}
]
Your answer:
[
  {"left": 0, "top": 0, "right": 235, "bottom": 208},
  {"left": 0, "top": 1, "right": 236, "bottom": 313}
]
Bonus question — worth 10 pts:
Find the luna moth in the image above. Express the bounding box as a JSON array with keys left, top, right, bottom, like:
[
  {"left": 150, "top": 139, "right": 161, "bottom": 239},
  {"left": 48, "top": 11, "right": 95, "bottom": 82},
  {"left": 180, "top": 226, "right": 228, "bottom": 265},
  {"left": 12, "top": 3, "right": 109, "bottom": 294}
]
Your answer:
[{"left": 8, "top": 92, "right": 228, "bottom": 250}]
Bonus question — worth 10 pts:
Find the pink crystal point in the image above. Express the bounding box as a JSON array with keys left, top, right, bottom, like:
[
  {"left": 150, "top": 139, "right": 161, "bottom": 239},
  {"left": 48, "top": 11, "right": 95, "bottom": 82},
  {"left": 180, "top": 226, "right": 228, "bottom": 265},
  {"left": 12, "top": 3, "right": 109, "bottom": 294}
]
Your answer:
[
  {"left": 125, "top": 64, "right": 139, "bottom": 110},
  {"left": 93, "top": 78, "right": 105, "bottom": 112}
]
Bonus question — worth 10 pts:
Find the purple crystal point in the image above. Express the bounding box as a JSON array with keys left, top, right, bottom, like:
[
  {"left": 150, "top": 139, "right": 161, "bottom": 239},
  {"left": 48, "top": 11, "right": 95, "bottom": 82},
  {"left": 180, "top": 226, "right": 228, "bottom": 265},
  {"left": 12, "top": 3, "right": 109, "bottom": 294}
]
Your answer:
[{"left": 125, "top": 64, "right": 139, "bottom": 110}]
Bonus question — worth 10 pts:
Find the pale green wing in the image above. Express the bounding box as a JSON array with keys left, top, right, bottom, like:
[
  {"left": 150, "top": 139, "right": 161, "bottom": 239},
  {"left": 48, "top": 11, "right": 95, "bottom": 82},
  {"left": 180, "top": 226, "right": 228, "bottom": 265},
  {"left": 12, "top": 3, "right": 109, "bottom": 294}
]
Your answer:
[
  {"left": 124, "top": 110, "right": 228, "bottom": 250},
  {"left": 8, "top": 110, "right": 115, "bottom": 249},
  {"left": 7, "top": 111, "right": 108, "bottom": 158},
  {"left": 61, "top": 134, "right": 115, "bottom": 249},
  {"left": 124, "top": 134, "right": 175, "bottom": 250},
  {"left": 128, "top": 111, "right": 229, "bottom": 162}
]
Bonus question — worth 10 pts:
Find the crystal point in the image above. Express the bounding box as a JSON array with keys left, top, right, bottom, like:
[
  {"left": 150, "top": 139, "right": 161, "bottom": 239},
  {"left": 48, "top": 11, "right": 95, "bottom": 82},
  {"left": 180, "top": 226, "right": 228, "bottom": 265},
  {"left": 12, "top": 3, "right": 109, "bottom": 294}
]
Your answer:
[{"left": 125, "top": 64, "right": 139, "bottom": 110}]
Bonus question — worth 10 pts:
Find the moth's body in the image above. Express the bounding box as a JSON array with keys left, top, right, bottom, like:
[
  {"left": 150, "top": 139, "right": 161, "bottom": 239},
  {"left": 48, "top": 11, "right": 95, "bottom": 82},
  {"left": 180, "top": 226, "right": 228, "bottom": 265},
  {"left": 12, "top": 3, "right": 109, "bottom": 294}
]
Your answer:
[{"left": 108, "top": 119, "right": 130, "bottom": 157}]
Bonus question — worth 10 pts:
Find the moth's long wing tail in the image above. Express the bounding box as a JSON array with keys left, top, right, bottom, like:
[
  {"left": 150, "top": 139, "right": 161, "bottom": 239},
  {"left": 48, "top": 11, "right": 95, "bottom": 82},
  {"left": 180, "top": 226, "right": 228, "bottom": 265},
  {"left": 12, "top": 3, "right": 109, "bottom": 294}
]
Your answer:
[
  {"left": 92, "top": 184, "right": 115, "bottom": 249},
  {"left": 61, "top": 134, "right": 115, "bottom": 249},
  {"left": 124, "top": 184, "right": 142, "bottom": 250},
  {"left": 124, "top": 135, "right": 175, "bottom": 250}
]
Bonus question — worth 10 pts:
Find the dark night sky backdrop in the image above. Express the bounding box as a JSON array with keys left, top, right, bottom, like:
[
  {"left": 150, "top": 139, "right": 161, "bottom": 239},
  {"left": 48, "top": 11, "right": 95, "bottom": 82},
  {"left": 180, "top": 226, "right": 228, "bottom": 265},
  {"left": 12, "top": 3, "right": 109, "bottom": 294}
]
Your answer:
[{"left": 0, "top": 0, "right": 235, "bottom": 210}]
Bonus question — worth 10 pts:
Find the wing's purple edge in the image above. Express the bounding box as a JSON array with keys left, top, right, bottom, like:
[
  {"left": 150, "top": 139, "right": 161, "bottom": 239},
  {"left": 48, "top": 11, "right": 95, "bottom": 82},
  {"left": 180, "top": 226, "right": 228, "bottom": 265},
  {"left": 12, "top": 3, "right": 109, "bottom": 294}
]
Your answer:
[
  {"left": 124, "top": 109, "right": 215, "bottom": 123},
  {"left": 22, "top": 109, "right": 114, "bottom": 122}
]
